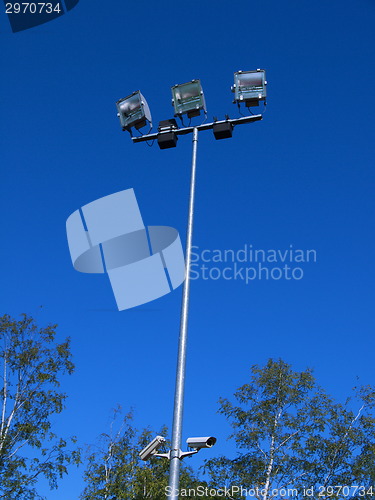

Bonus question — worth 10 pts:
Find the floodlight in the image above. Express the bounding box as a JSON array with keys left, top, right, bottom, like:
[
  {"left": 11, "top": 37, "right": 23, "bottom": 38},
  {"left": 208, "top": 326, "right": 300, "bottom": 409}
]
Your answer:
[
  {"left": 171, "top": 80, "right": 206, "bottom": 118},
  {"left": 157, "top": 119, "right": 178, "bottom": 149},
  {"left": 116, "top": 91, "right": 152, "bottom": 131},
  {"left": 232, "top": 69, "right": 266, "bottom": 107}
]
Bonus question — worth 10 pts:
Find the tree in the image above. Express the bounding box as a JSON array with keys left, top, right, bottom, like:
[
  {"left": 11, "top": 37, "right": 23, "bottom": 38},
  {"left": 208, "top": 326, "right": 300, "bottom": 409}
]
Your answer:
[
  {"left": 81, "top": 408, "right": 216, "bottom": 500},
  {"left": 0, "top": 313, "right": 81, "bottom": 499},
  {"left": 204, "top": 359, "right": 375, "bottom": 500}
]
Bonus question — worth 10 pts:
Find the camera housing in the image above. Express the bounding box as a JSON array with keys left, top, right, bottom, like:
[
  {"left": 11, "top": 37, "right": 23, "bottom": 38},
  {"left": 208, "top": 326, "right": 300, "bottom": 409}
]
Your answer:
[
  {"left": 139, "top": 435, "right": 166, "bottom": 461},
  {"left": 186, "top": 436, "right": 217, "bottom": 450}
]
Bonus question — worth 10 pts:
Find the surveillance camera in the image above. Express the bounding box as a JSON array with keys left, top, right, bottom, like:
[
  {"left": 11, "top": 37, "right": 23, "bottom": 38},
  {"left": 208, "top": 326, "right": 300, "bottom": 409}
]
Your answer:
[
  {"left": 139, "top": 435, "right": 166, "bottom": 461},
  {"left": 186, "top": 436, "right": 217, "bottom": 450}
]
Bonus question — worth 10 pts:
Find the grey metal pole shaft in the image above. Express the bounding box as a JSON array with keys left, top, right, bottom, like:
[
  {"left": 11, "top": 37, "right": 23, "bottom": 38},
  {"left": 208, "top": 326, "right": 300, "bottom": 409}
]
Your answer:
[{"left": 167, "top": 127, "right": 199, "bottom": 500}]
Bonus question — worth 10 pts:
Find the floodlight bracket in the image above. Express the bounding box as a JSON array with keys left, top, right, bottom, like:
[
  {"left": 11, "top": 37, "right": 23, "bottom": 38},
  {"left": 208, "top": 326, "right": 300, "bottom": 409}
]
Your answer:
[
  {"left": 132, "top": 114, "right": 262, "bottom": 144},
  {"left": 134, "top": 119, "right": 147, "bottom": 130},
  {"left": 187, "top": 109, "right": 201, "bottom": 119}
]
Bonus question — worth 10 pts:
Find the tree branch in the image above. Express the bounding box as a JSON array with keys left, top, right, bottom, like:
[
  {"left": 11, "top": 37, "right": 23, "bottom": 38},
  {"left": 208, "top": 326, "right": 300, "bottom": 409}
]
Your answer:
[
  {"left": 275, "top": 429, "right": 300, "bottom": 452},
  {"left": 256, "top": 441, "right": 268, "bottom": 460},
  {"left": 0, "top": 349, "right": 8, "bottom": 445},
  {"left": 323, "top": 403, "right": 365, "bottom": 486}
]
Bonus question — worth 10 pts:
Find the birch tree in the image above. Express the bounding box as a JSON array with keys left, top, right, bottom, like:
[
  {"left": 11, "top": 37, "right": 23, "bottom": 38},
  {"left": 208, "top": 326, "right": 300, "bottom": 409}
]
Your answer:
[
  {"left": 81, "top": 409, "right": 216, "bottom": 500},
  {"left": 0, "top": 313, "right": 80, "bottom": 499},
  {"left": 204, "top": 359, "right": 375, "bottom": 500}
]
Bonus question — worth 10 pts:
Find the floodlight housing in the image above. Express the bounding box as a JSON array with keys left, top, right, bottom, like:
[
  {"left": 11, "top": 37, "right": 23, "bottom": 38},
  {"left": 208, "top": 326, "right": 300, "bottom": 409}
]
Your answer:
[
  {"left": 171, "top": 80, "right": 206, "bottom": 118},
  {"left": 116, "top": 91, "right": 152, "bottom": 131},
  {"left": 232, "top": 69, "right": 267, "bottom": 107}
]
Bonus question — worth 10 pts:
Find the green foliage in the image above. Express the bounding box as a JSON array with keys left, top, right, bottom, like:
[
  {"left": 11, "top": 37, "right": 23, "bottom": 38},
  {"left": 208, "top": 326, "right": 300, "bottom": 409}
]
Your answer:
[
  {"left": 0, "top": 314, "right": 81, "bottom": 500},
  {"left": 204, "top": 359, "right": 375, "bottom": 500},
  {"left": 80, "top": 408, "right": 215, "bottom": 500}
]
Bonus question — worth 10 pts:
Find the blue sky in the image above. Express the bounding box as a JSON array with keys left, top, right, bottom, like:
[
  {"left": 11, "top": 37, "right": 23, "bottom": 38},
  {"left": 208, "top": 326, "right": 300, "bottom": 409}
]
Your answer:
[{"left": 1, "top": 0, "right": 375, "bottom": 497}]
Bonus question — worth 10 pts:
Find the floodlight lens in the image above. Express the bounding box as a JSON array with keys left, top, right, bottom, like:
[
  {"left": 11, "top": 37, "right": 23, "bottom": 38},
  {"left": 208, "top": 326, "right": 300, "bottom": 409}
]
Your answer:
[
  {"left": 176, "top": 82, "right": 201, "bottom": 100},
  {"left": 116, "top": 91, "right": 152, "bottom": 131},
  {"left": 233, "top": 70, "right": 266, "bottom": 106},
  {"left": 237, "top": 72, "right": 264, "bottom": 90},
  {"left": 171, "top": 80, "right": 206, "bottom": 117},
  {"left": 118, "top": 94, "right": 141, "bottom": 116}
]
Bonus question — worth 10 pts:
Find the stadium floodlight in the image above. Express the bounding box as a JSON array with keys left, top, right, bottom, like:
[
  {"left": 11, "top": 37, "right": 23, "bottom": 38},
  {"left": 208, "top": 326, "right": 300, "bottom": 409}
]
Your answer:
[
  {"left": 171, "top": 80, "right": 206, "bottom": 118},
  {"left": 120, "top": 71, "right": 266, "bottom": 500},
  {"left": 232, "top": 69, "right": 267, "bottom": 107},
  {"left": 116, "top": 90, "right": 152, "bottom": 132}
]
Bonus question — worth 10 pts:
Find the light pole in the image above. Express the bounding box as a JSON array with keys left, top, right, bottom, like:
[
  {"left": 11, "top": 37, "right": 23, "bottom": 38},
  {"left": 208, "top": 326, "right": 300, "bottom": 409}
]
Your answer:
[
  {"left": 133, "top": 114, "right": 262, "bottom": 499},
  {"left": 168, "top": 126, "right": 198, "bottom": 498},
  {"left": 118, "top": 71, "right": 267, "bottom": 499}
]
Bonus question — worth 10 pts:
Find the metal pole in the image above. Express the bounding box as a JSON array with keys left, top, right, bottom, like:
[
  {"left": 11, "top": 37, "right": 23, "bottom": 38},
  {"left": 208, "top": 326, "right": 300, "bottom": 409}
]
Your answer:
[{"left": 167, "top": 127, "right": 199, "bottom": 500}]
